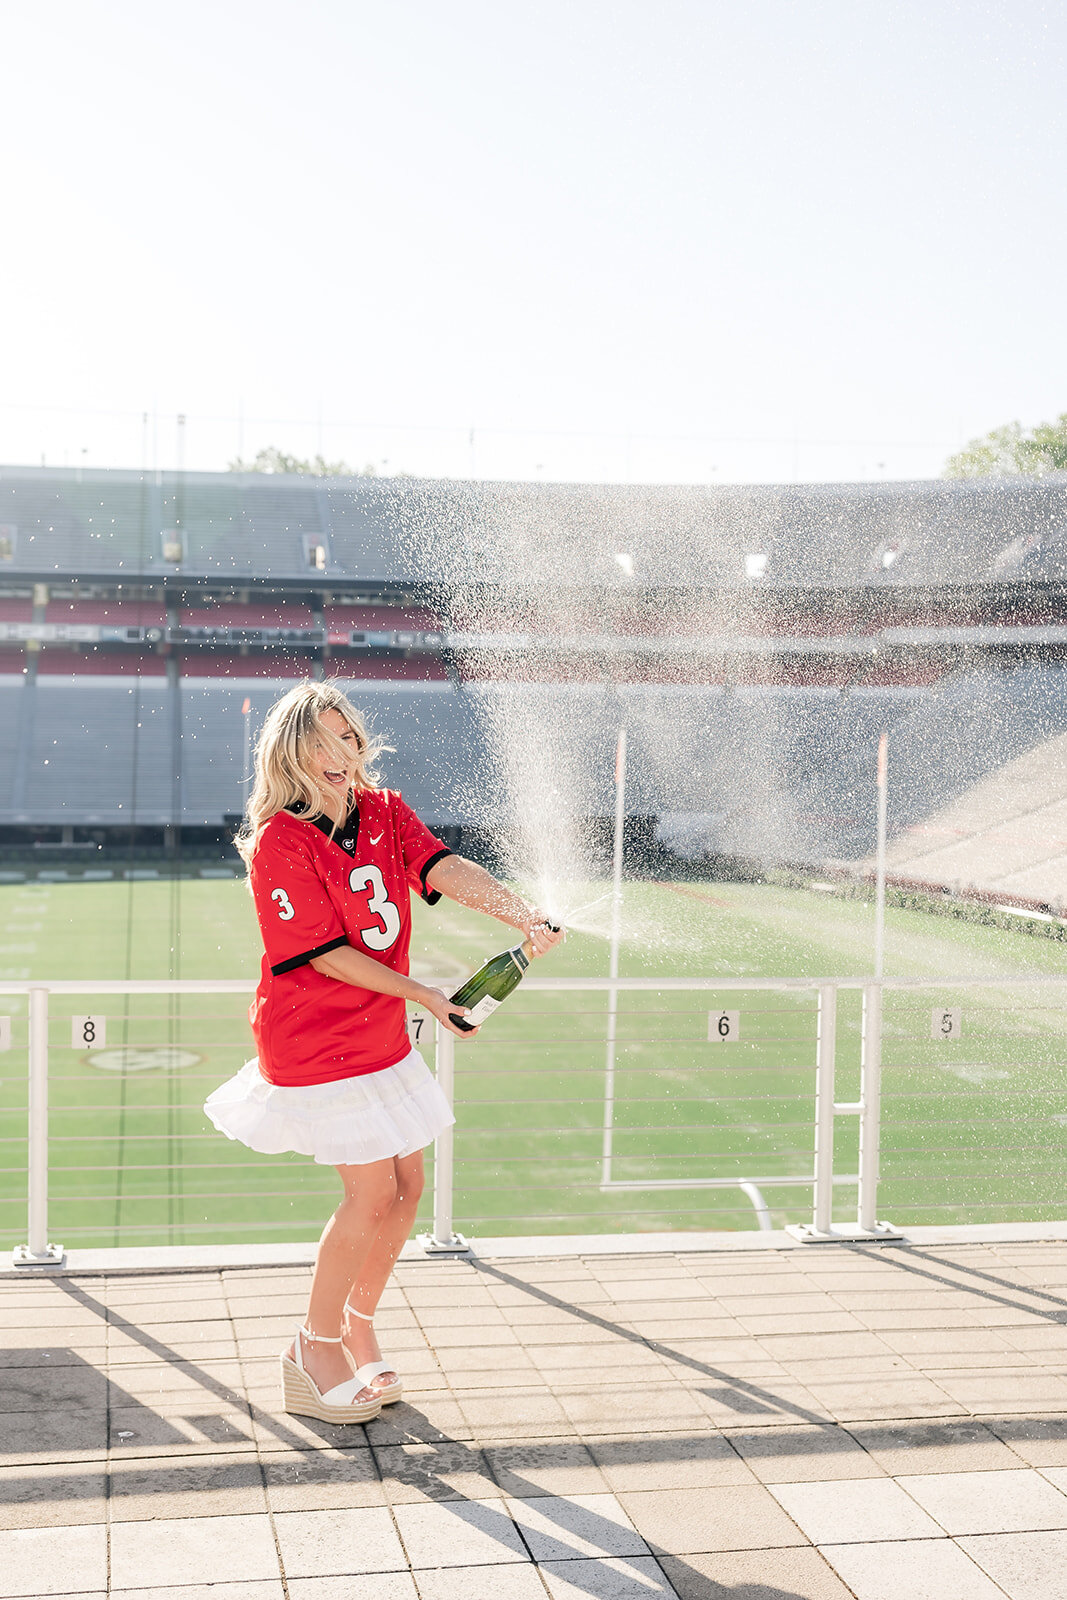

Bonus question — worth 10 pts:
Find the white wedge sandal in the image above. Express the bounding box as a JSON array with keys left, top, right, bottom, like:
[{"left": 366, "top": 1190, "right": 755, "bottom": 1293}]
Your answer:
[
  {"left": 279, "top": 1328, "right": 384, "bottom": 1424},
  {"left": 343, "top": 1303, "right": 403, "bottom": 1405}
]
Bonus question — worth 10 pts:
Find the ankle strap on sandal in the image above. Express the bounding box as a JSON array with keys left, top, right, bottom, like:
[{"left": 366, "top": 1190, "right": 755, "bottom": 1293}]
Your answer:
[
  {"left": 300, "top": 1326, "right": 343, "bottom": 1343},
  {"left": 344, "top": 1301, "right": 375, "bottom": 1322}
]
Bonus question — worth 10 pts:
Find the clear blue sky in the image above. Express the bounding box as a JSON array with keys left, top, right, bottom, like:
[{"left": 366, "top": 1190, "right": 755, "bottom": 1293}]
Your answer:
[{"left": 2, "top": 0, "right": 1064, "bottom": 484}]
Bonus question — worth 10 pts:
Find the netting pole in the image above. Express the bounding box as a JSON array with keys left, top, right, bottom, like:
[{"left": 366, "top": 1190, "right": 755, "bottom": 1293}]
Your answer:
[
  {"left": 812, "top": 985, "right": 837, "bottom": 1235},
  {"left": 14, "top": 987, "right": 63, "bottom": 1267},
  {"left": 858, "top": 982, "right": 883, "bottom": 1232},
  {"left": 601, "top": 725, "right": 627, "bottom": 1185},
  {"left": 429, "top": 1019, "right": 461, "bottom": 1249},
  {"left": 874, "top": 731, "right": 888, "bottom": 980}
]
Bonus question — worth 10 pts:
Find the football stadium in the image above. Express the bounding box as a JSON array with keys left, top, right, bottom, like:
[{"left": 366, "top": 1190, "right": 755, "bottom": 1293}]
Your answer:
[{"left": 5, "top": 465, "right": 1067, "bottom": 1251}]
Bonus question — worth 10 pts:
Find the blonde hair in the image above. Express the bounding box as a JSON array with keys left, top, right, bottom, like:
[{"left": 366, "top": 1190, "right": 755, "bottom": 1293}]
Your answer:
[{"left": 235, "top": 681, "right": 386, "bottom": 869}]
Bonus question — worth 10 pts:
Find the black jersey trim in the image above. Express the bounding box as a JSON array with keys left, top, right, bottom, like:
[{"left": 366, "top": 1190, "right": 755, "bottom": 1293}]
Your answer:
[
  {"left": 283, "top": 801, "right": 361, "bottom": 857},
  {"left": 419, "top": 848, "right": 454, "bottom": 905},
  {"left": 271, "top": 934, "right": 349, "bottom": 976}
]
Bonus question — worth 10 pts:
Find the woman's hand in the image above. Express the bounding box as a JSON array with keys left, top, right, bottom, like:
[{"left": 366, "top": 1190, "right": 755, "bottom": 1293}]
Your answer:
[
  {"left": 419, "top": 986, "right": 482, "bottom": 1039},
  {"left": 523, "top": 914, "right": 566, "bottom": 957}
]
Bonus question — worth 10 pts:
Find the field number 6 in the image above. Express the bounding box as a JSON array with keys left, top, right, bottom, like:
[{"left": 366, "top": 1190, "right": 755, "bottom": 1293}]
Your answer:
[{"left": 708, "top": 1010, "right": 740, "bottom": 1042}]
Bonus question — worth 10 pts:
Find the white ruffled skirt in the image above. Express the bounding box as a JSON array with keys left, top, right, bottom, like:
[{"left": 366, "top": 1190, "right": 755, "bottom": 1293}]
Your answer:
[{"left": 203, "top": 1047, "right": 455, "bottom": 1167}]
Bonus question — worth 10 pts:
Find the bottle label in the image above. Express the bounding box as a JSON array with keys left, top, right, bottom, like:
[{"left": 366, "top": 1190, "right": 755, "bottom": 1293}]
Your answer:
[{"left": 464, "top": 994, "right": 501, "bottom": 1026}]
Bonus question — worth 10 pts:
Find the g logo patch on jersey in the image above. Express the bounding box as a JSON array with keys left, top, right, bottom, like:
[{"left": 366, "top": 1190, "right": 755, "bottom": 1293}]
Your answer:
[
  {"left": 348, "top": 864, "right": 401, "bottom": 951},
  {"left": 271, "top": 887, "right": 296, "bottom": 921}
]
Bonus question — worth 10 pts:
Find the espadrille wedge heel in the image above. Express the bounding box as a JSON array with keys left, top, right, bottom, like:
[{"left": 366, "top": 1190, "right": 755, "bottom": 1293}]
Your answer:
[
  {"left": 279, "top": 1328, "right": 383, "bottom": 1424},
  {"left": 344, "top": 1302, "right": 403, "bottom": 1405}
]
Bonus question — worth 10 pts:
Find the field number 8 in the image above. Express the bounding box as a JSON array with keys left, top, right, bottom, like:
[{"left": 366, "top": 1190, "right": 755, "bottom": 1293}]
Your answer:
[{"left": 72, "top": 1014, "right": 106, "bottom": 1050}]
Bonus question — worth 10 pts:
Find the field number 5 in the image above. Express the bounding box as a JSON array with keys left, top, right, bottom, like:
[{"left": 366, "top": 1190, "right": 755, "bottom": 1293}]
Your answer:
[
  {"left": 708, "top": 1010, "right": 740, "bottom": 1042},
  {"left": 72, "top": 1015, "right": 107, "bottom": 1051},
  {"left": 931, "top": 1008, "right": 962, "bottom": 1041}
]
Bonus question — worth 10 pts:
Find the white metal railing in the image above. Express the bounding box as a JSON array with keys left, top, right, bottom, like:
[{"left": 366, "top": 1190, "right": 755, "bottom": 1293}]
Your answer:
[{"left": 4, "top": 972, "right": 1066, "bottom": 1263}]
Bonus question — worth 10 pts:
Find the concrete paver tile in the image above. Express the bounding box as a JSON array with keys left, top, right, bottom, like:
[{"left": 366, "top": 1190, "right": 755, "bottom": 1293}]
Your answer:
[
  {"left": 695, "top": 1381, "right": 830, "bottom": 1427},
  {"left": 422, "top": 1324, "right": 521, "bottom": 1349},
  {"left": 114, "top": 1586, "right": 283, "bottom": 1600},
  {"left": 659, "top": 1546, "right": 857, "bottom": 1599},
  {"left": 933, "top": 1369, "right": 1067, "bottom": 1413},
  {"left": 732, "top": 1312, "right": 865, "bottom": 1337},
  {"left": 358, "top": 1396, "right": 473, "bottom": 1446},
  {"left": 392, "top": 1496, "right": 529, "bottom": 1567},
  {"left": 820, "top": 1536, "right": 1006, "bottom": 1599},
  {"left": 988, "top": 1416, "right": 1067, "bottom": 1466},
  {"left": 462, "top": 1389, "right": 577, "bottom": 1439},
  {"left": 412, "top": 1564, "right": 550, "bottom": 1599},
  {"left": 0, "top": 1407, "right": 107, "bottom": 1465},
  {"left": 559, "top": 1385, "right": 709, "bottom": 1435},
  {"left": 755, "top": 1331, "right": 892, "bottom": 1362},
  {"left": 273, "top": 1505, "right": 408, "bottom": 1576},
  {"left": 618, "top": 1484, "right": 804, "bottom": 1555},
  {"left": 109, "top": 1403, "right": 255, "bottom": 1453},
  {"left": 960, "top": 1528, "right": 1067, "bottom": 1598},
  {"left": 874, "top": 1326, "right": 1013, "bottom": 1358},
  {"left": 800, "top": 1375, "right": 959, "bottom": 1421},
  {"left": 110, "top": 1511, "right": 280, "bottom": 1588},
  {"left": 372, "top": 1440, "right": 498, "bottom": 1502},
  {"left": 108, "top": 1451, "right": 268, "bottom": 1521},
  {"left": 768, "top": 1477, "right": 946, "bottom": 1544},
  {"left": 109, "top": 1297, "right": 231, "bottom": 1325},
  {"left": 0, "top": 1522, "right": 106, "bottom": 1597},
  {"left": 286, "top": 1576, "right": 416, "bottom": 1600},
  {"left": 485, "top": 1439, "right": 610, "bottom": 1496},
  {"left": 260, "top": 1447, "right": 385, "bottom": 1510},
  {"left": 898, "top": 1466, "right": 1067, "bottom": 1534},
  {"left": 725, "top": 1424, "right": 885, "bottom": 1483},
  {"left": 0, "top": 1330, "right": 107, "bottom": 1358},
  {"left": 528, "top": 1341, "right": 669, "bottom": 1372},
  {"left": 615, "top": 1320, "right": 747, "bottom": 1344},
  {"left": 588, "top": 1432, "right": 756, "bottom": 1492},
  {"left": 107, "top": 1335, "right": 237, "bottom": 1365},
  {"left": 538, "top": 1556, "right": 679, "bottom": 1598},
  {"left": 507, "top": 1492, "right": 649, "bottom": 1560},
  {"left": 0, "top": 1366, "right": 107, "bottom": 1414},
  {"left": 0, "top": 1461, "right": 105, "bottom": 1530},
  {"left": 847, "top": 1418, "right": 1024, "bottom": 1475}
]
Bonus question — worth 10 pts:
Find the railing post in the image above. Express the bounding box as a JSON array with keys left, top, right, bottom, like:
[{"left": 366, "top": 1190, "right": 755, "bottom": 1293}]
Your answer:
[
  {"left": 812, "top": 984, "right": 837, "bottom": 1235},
  {"left": 421, "top": 1017, "right": 468, "bottom": 1253},
  {"left": 858, "top": 982, "right": 883, "bottom": 1233},
  {"left": 14, "top": 986, "right": 64, "bottom": 1267}
]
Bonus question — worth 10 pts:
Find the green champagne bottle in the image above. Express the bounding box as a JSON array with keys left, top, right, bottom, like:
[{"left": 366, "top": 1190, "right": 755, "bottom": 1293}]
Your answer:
[{"left": 448, "top": 924, "right": 560, "bottom": 1032}]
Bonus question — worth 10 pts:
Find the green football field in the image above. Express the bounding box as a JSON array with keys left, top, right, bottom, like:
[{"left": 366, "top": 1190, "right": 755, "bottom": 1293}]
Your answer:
[{"left": 2, "top": 876, "right": 1067, "bottom": 1248}]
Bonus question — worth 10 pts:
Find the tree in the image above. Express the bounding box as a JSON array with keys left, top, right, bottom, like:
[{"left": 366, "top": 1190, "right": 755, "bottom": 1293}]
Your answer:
[
  {"left": 944, "top": 413, "right": 1067, "bottom": 478},
  {"left": 227, "top": 446, "right": 375, "bottom": 477}
]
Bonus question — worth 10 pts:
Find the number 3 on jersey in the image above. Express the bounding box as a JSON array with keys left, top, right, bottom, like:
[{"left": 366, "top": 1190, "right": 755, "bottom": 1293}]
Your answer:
[
  {"left": 271, "top": 887, "right": 295, "bottom": 921},
  {"left": 349, "top": 864, "right": 401, "bottom": 951}
]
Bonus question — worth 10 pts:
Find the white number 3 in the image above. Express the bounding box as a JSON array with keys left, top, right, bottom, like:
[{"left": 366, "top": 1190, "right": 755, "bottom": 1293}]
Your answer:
[
  {"left": 271, "top": 887, "right": 295, "bottom": 921},
  {"left": 349, "top": 864, "right": 401, "bottom": 951}
]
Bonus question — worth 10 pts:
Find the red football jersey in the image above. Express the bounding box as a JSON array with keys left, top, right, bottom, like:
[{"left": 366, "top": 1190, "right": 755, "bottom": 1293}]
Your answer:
[{"left": 247, "top": 789, "right": 451, "bottom": 1086}]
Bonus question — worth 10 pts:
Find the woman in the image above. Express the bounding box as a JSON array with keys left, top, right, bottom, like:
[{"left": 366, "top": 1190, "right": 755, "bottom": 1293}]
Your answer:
[{"left": 205, "top": 680, "right": 562, "bottom": 1423}]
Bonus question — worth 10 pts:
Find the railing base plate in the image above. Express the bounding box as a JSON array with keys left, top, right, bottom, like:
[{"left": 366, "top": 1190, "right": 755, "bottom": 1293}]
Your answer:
[
  {"left": 416, "top": 1231, "right": 471, "bottom": 1256},
  {"left": 786, "top": 1221, "right": 903, "bottom": 1245},
  {"left": 12, "top": 1242, "right": 66, "bottom": 1269}
]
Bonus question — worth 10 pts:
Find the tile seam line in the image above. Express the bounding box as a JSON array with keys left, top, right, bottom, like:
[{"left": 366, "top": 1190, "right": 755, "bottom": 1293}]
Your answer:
[{"left": 220, "top": 1262, "right": 292, "bottom": 1600}]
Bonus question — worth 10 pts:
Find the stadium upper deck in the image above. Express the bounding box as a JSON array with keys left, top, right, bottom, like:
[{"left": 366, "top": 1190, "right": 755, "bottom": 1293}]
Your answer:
[
  {"left": 1, "top": 463, "right": 1066, "bottom": 591},
  {"left": 2, "top": 466, "right": 1067, "bottom": 865}
]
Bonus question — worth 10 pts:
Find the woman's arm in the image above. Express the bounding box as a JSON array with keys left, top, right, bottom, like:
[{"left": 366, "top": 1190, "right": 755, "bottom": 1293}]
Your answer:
[
  {"left": 309, "top": 943, "right": 475, "bottom": 1036},
  {"left": 425, "top": 854, "right": 565, "bottom": 956}
]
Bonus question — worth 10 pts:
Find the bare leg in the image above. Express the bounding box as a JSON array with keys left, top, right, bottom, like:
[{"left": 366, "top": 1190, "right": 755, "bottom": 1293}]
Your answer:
[
  {"left": 287, "top": 1157, "right": 398, "bottom": 1396},
  {"left": 342, "top": 1150, "right": 425, "bottom": 1385}
]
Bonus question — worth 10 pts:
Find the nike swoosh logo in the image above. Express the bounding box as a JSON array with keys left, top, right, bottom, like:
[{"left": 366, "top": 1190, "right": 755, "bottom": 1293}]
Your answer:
[{"left": 369, "top": 832, "right": 383, "bottom": 845}]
